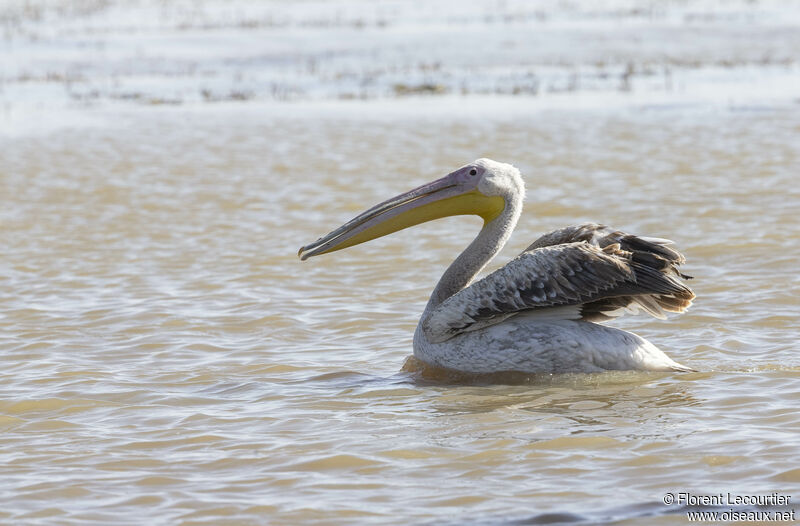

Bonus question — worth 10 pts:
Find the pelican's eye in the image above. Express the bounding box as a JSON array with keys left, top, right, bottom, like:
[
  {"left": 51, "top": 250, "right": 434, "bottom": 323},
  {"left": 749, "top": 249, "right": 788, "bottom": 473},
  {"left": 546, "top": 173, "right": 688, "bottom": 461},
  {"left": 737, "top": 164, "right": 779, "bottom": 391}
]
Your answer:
[{"left": 469, "top": 168, "right": 478, "bottom": 176}]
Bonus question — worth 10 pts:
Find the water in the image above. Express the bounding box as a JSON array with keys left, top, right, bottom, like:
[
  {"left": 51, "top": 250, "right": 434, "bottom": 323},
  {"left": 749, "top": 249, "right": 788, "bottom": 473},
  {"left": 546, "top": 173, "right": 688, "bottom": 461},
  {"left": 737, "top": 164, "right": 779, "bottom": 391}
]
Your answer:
[{"left": 2, "top": 1, "right": 800, "bottom": 524}]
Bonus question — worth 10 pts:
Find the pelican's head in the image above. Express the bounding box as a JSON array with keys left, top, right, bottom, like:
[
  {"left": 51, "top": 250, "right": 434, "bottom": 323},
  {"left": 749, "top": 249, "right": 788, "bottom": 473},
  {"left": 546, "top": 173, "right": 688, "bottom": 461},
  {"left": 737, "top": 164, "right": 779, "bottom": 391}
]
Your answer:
[{"left": 299, "top": 158, "right": 523, "bottom": 260}]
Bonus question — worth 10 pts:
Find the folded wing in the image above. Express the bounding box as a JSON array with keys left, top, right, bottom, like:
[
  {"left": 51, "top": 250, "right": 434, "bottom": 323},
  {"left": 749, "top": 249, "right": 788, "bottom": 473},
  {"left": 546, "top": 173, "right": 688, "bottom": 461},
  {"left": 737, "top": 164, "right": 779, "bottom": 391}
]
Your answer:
[{"left": 422, "top": 223, "right": 694, "bottom": 343}]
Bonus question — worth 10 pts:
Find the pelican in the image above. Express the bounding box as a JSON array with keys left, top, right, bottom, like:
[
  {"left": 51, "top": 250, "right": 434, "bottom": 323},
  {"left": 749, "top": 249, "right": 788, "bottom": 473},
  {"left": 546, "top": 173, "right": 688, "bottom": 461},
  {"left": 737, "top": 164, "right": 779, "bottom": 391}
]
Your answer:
[{"left": 299, "top": 159, "right": 695, "bottom": 374}]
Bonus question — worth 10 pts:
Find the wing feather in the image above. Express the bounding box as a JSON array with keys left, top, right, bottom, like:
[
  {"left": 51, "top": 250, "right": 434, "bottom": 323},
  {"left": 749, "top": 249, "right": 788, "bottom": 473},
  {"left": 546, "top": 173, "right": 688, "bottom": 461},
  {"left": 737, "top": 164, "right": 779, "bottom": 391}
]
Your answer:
[{"left": 422, "top": 223, "right": 694, "bottom": 343}]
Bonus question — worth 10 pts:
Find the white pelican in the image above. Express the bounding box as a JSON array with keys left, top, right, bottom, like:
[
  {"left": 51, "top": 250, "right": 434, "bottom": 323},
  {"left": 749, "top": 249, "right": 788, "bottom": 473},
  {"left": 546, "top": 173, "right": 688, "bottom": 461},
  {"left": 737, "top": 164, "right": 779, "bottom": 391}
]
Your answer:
[{"left": 299, "top": 159, "right": 695, "bottom": 374}]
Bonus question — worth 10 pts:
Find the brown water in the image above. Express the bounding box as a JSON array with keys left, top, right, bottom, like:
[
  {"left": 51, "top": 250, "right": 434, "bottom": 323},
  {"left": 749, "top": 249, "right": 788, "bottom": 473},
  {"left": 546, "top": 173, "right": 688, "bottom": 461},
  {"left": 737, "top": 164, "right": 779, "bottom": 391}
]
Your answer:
[{"left": 1, "top": 99, "right": 798, "bottom": 523}]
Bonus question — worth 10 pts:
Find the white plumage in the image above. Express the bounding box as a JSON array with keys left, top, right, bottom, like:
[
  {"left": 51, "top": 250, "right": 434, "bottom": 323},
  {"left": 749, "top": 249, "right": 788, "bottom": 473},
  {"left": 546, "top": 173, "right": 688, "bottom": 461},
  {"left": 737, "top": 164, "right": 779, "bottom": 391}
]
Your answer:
[{"left": 300, "top": 158, "right": 695, "bottom": 374}]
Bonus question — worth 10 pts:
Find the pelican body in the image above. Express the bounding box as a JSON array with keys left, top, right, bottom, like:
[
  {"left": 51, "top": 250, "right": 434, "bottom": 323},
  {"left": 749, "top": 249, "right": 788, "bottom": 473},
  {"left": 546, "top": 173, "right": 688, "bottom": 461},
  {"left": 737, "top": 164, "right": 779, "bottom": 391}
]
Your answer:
[{"left": 299, "top": 159, "right": 695, "bottom": 374}]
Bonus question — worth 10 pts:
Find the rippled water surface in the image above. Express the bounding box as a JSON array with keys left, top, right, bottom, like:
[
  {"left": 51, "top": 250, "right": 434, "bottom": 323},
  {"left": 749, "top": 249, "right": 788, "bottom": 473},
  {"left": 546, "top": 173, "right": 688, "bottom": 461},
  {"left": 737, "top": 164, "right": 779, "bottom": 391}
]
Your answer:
[
  {"left": 2, "top": 1, "right": 800, "bottom": 524},
  {"left": 2, "top": 100, "right": 799, "bottom": 524}
]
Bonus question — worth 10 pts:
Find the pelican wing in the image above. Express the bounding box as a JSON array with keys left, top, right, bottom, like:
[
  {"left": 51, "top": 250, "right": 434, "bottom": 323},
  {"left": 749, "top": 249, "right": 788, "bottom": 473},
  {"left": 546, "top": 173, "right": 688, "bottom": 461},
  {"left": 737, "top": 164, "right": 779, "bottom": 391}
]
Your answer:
[
  {"left": 525, "top": 223, "right": 687, "bottom": 267},
  {"left": 422, "top": 224, "right": 694, "bottom": 343}
]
